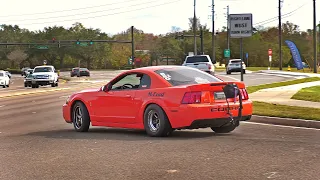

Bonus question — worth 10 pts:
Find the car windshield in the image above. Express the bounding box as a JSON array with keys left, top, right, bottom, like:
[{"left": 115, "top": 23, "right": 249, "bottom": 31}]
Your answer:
[
  {"left": 186, "top": 56, "right": 209, "bottom": 63},
  {"left": 154, "top": 67, "right": 222, "bottom": 86},
  {"left": 34, "top": 67, "right": 53, "bottom": 73},
  {"left": 26, "top": 74, "right": 33, "bottom": 78},
  {"left": 73, "top": 68, "right": 79, "bottom": 72}
]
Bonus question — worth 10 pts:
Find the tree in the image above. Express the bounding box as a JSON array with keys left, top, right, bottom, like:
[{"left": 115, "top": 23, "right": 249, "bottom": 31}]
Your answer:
[{"left": 7, "top": 49, "right": 28, "bottom": 68}]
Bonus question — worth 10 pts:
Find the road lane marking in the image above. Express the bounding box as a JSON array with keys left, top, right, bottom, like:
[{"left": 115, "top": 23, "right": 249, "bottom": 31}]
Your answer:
[{"left": 243, "top": 122, "right": 320, "bottom": 131}]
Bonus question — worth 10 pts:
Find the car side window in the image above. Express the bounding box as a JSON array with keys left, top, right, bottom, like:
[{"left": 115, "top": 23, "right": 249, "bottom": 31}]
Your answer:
[
  {"left": 138, "top": 74, "right": 151, "bottom": 89},
  {"left": 111, "top": 74, "right": 141, "bottom": 91}
]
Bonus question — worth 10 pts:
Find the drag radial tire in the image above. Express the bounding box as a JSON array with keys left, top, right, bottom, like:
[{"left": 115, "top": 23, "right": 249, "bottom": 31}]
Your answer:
[
  {"left": 144, "top": 104, "right": 173, "bottom": 137},
  {"left": 211, "top": 123, "right": 237, "bottom": 133},
  {"left": 72, "top": 102, "right": 90, "bottom": 132}
]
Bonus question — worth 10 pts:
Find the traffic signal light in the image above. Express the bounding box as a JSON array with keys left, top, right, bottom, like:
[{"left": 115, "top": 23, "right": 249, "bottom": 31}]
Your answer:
[
  {"left": 52, "top": 37, "right": 56, "bottom": 43},
  {"left": 76, "top": 39, "right": 80, "bottom": 45}
]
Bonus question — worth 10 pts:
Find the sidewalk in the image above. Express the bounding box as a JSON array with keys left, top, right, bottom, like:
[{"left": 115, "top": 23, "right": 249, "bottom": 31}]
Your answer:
[{"left": 249, "top": 81, "right": 320, "bottom": 108}]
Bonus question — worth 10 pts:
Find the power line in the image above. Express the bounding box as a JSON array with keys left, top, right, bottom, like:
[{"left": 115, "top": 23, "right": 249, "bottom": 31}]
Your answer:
[
  {"left": 18, "top": 0, "right": 182, "bottom": 26},
  {"left": 253, "top": 2, "right": 309, "bottom": 26},
  {"left": 5, "top": 0, "right": 160, "bottom": 22},
  {"left": 0, "top": 0, "right": 140, "bottom": 18}
]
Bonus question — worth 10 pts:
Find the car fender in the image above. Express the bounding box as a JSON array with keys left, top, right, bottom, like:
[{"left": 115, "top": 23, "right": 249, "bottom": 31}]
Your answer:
[
  {"left": 68, "top": 95, "right": 92, "bottom": 115},
  {"left": 136, "top": 99, "right": 169, "bottom": 124}
]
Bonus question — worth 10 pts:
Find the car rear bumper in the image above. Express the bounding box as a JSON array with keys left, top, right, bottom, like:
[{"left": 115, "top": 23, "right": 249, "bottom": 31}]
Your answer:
[
  {"left": 63, "top": 103, "right": 72, "bottom": 123},
  {"left": 164, "top": 100, "right": 253, "bottom": 129},
  {"left": 227, "top": 68, "right": 245, "bottom": 72}
]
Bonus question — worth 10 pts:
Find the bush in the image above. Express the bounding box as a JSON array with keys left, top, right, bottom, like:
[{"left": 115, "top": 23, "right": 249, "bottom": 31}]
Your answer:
[{"left": 5, "top": 68, "right": 21, "bottom": 74}]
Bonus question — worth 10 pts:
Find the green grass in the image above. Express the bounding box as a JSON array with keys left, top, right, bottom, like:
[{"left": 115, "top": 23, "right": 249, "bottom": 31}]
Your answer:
[
  {"left": 291, "top": 85, "right": 320, "bottom": 102},
  {"left": 246, "top": 77, "right": 320, "bottom": 94},
  {"left": 253, "top": 101, "right": 320, "bottom": 121}
]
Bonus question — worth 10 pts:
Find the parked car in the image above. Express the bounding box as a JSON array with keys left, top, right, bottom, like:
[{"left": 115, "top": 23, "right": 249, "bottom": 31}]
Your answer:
[
  {"left": 71, "top": 67, "right": 90, "bottom": 77},
  {"left": 5, "top": 71, "right": 11, "bottom": 79},
  {"left": 0, "top": 70, "right": 10, "bottom": 88},
  {"left": 21, "top": 67, "right": 31, "bottom": 76},
  {"left": 24, "top": 73, "right": 33, "bottom": 87},
  {"left": 70, "top": 67, "right": 80, "bottom": 77},
  {"left": 182, "top": 55, "right": 216, "bottom": 75},
  {"left": 226, "top": 59, "right": 246, "bottom": 74}
]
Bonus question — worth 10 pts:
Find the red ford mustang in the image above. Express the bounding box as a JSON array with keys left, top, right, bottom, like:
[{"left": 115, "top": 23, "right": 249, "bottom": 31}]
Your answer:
[{"left": 62, "top": 66, "right": 253, "bottom": 137}]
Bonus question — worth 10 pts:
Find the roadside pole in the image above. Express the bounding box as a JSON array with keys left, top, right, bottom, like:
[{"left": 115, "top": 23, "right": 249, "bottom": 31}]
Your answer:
[
  {"left": 229, "top": 13, "right": 253, "bottom": 82},
  {"left": 240, "top": 38, "right": 243, "bottom": 81},
  {"left": 268, "top": 49, "right": 272, "bottom": 70}
]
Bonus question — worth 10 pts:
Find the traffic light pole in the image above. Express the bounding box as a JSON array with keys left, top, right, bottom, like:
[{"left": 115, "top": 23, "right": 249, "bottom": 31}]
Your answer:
[{"left": 175, "top": 28, "right": 204, "bottom": 54}]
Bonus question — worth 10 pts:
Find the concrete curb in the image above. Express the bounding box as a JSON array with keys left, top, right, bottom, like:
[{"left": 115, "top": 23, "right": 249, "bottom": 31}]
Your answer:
[{"left": 249, "top": 115, "right": 320, "bottom": 129}]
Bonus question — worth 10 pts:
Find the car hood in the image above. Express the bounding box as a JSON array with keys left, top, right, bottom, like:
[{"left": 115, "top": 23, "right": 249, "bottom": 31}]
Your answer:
[
  {"left": 79, "top": 88, "right": 100, "bottom": 93},
  {"left": 33, "top": 72, "right": 54, "bottom": 75}
]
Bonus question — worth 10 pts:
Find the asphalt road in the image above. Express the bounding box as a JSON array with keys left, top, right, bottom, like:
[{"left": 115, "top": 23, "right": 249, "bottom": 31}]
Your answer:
[{"left": 0, "top": 70, "right": 318, "bottom": 180}]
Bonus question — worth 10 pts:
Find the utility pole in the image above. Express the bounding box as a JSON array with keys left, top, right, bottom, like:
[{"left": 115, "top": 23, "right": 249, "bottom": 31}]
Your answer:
[
  {"left": 313, "top": 0, "right": 318, "bottom": 73},
  {"left": 193, "top": 0, "right": 197, "bottom": 55},
  {"left": 226, "top": 5, "right": 230, "bottom": 64},
  {"left": 211, "top": 0, "right": 215, "bottom": 62},
  {"left": 131, "top": 26, "right": 135, "bottom": 69},
  {"left": 278, "top": 0, "right": 282, "bottom": 70}
]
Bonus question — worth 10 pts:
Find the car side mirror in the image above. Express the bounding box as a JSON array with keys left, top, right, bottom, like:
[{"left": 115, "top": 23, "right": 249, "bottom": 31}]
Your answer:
[{"left": 102, "top": 84, "right": 111, "bottom": 92}]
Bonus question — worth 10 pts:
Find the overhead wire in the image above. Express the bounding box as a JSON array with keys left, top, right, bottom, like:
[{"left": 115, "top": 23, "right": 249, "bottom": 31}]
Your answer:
[
  {"left": 0, "top": 0, "right": 142, "bottom": 18},
  {"left": 18, "top": 0, "right": 182, "bottom": 26}
]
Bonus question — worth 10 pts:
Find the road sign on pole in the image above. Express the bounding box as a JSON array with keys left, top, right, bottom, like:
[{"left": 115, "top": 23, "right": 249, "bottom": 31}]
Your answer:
[
  {"left": 37, "top": 45, "right": 49, "bottom": 49},
  {"left": 268, "top": 56, "right": 272, "bottom": 70},
  {"left": 268, "top": 49, "right": 272, "bottom": 56},
  {"left": 229, "top": 14, "right": 253, "bottom": 38},
  {"left": 128, "top": 57, "right": 133, "bottom": 65},
  {"left": 43, "top": 60, "right": 47, "bottom": 65},
  {"left": 245, "top": 52, "right": 248, "bottom": 59},
  {"left": 224, "top": 49, "right": 230, "bottom": 58}
]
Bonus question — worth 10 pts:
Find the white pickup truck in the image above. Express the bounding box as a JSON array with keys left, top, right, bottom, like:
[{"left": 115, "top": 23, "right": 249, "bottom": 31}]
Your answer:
[
  {"left": 31, "top": 65, "right": 59, "bottom": 88},
  {"left": 182, "top": 55, "right": 216, "bottom": 75}
]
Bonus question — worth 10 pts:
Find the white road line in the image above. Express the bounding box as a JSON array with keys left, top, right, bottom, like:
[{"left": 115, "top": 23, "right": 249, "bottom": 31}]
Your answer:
[{"left": 243, "top": 121, "right": 320, "bottom": 131}]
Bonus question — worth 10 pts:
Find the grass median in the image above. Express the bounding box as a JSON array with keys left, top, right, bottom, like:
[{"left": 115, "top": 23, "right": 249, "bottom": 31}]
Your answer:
[
  {"left": 246, "top": 77, "right": 320, "bottom": 94},
  {"left": 291, "top": 85, "right": 320, "bottom": 102},
  {"left": 253, "top": 101, "right": 320, "bottom": 121}
]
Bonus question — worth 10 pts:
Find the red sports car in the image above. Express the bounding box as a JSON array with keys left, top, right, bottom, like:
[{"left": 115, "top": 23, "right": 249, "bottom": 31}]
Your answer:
[{"left": 62, "top": 66, "right": 253, "bottom": 137}]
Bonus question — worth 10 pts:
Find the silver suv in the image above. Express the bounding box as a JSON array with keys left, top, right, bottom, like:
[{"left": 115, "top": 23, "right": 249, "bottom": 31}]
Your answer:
[
  {"left": 182, "top": 55, "right": 215, "bottom": 75},
  {"left": 226, "top": 59, "right": 246, "bottom": 74}
]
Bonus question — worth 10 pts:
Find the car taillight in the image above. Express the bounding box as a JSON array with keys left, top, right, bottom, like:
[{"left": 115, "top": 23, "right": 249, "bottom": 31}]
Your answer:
[
  {"left": 181, "top": 92, "right": 202, "bottom": 104},
  {"left": 207, "top": 63, "right": 211, "bottom": 70},
  {"left": 240, "top": 89, "right": 249, "bottom": 100}
]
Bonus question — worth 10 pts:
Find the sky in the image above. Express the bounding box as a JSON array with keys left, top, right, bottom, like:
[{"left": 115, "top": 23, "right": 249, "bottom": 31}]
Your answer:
[{"left": 0, "top": 0, "right": 317, "bottom": 35}]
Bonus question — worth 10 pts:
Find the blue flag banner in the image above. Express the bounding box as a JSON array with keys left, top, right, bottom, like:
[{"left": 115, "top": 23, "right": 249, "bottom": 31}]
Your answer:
[{"left": 284, "top": 40, "right": 304, "bottom": 70}]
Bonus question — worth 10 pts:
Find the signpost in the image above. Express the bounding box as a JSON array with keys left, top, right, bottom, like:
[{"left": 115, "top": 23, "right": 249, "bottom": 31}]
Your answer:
[
  {"left": 224, "top": 49, "right": 230, "bottom": 58},
  {"left": 230, "top": 13, "right": 253, "bottom": 81},
  {"left": 128, "top": 57, "right": 133, "bottom": 65},
  {"left": 245, "top": 52, "right": 249, "bottom": 66},
  {"left": 268, "top": 48, "right": 272, "bottom": 70},
  {"left": 43, "top": 60, "right": 47, "bottom": 65},
  {"left": 37, "top": 45, "right": 49, "bottom": 50}
]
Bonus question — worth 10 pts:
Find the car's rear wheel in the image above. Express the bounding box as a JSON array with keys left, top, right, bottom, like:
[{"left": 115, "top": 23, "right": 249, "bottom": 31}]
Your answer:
[
  {"left": 72, "top": 102, "right": 90, "bottom": 132},
  {"left": 227, "top": 71, "right": 231, "bottom": 74},
  {"left": 211, "top": 123, "right": 237, "bottom": 133},
  {"left": 144, "top": 104, "right": 173, "bottom": 137}
]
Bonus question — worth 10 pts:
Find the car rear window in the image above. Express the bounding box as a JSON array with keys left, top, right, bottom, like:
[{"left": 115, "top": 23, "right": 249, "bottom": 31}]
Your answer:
[
  {"left": 34, "top": 67, "right": 53, "bottom": 73},
  {"left": 80, "top": 68, "right": 88, "bottom": 71},
  {"left": 186, "top": 56, "right": 209, "bottom": 63},
  {"left": 154, "top": 67, "right": 222, "bottom": 86},
  {"left": 0, "top": 72, "right": 3, "bottom": 76},
  {"left": 230, "top": 60, "right": 242, "bottom": 63}
]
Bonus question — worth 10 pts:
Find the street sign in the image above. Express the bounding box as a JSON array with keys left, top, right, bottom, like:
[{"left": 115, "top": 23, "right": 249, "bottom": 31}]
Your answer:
[
  {"left": 268, "top": 49, "right": 272, "bottom": 56},
  {"left": 128, "top": 57, "right": 132, "bottom": 65},
  {"left": 245, "top": 52, "right": 248, "bottom": 59},
  {"left": 43, "top": 60, "right": 47, "bottom": 65},
  {"left": 79, "top": 42, "right": 88, "bottom": 46},
  {"left": 37, "top": 45, "right": 49, "bottom": 49},
  {"left": 229, "top": 13, "right": 253, "bottom": 38},
  {"left": 224, "top": 49, "right": 230, "bottom": 58}
]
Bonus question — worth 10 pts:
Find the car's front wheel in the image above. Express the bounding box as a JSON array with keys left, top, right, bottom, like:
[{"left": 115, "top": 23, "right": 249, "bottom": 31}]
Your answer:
[
  {"left": 144, "top": 104, "right": 173, "bottom": 137},
  {"left": 72, "top": 102, "right": 90, "bottom": 132}
]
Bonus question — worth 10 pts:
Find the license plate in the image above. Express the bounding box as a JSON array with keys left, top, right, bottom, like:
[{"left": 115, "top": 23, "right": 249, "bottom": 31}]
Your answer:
[{"left": 214, "top": 92, "right": 226, "bottom": 100}]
